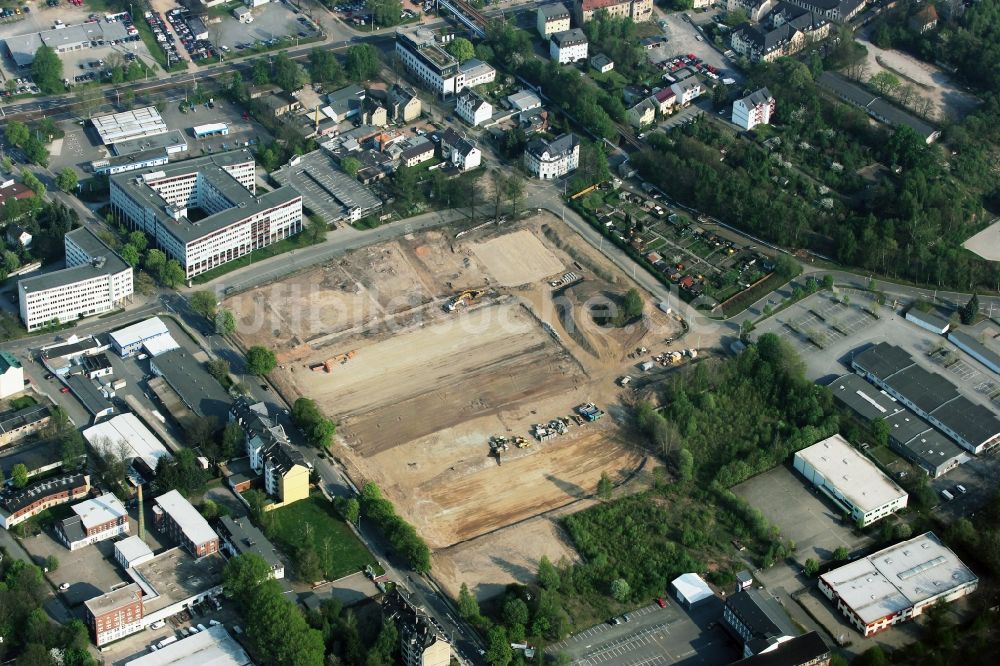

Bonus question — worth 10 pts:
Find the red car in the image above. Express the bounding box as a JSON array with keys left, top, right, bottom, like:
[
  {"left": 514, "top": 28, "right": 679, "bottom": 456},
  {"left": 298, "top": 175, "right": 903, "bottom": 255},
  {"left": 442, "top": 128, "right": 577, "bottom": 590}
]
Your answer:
[
  {"left": 60, "top": 386, "right": 70, "bottom": 393},
  {"left": 656, "top": 597, "right": 666, "bottom": 608}
]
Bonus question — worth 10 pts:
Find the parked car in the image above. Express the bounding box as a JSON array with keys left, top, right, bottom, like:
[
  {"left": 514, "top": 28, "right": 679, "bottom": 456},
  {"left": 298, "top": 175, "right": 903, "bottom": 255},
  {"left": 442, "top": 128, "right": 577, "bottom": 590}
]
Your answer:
[
  {"left": 656, "top": 597, "right": 666, "bottom": 608},
  {"left": 60, "top": 387, "right": 70, "bottom": 393}
]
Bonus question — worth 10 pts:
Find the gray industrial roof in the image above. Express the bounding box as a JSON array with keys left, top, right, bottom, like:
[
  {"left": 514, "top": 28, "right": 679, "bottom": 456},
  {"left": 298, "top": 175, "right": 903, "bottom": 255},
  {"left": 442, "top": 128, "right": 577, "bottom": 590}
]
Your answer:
[
  {"left": 218, "top": 515, "right": 283, "bottom": 570},
  {"left": 853, "top": 342, "right": 914, "bottom": 379},
  {"left": 886, "top": 412, "right": 965, "bottom": 472},
  {"left": 948, "top": 330, "right": 1000, "bottom": 372},
  {"left": 65, "top": 375, "right": 114, "bottom": 416},
  {"left": 110, "top": 150, "right": 303, "bottom": 245},
  {"left": 150, "top": 348, "right": 231, "bottom": 421},
  {"left": 272, "top": 150, "right": 381, "bottom": 225},
  {"left": 93, "top": 107, "right": 169, "bottom": 145},
  {"left": 906, "top": 308, "right": 951, "bottom": 332},
  {"left": 830, "top": 373, "right": 904, "bottom": 422},
  {"left": 112, "top": 129, "right": 188, "bottom": 157}
]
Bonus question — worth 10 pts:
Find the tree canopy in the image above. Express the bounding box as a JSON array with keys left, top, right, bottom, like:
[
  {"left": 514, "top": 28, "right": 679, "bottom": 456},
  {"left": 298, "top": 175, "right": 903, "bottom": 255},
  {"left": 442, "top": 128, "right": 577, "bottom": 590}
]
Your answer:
[{"left": 31, "top": 46, "right": 63, "bottom": 94}]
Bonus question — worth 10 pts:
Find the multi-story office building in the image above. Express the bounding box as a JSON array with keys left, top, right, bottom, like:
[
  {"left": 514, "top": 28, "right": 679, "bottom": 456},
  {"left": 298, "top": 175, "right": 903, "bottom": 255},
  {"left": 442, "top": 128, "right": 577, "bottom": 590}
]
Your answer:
[
  {"left": 152, "top": 490, "right": 219, "bottom": 557},
  {"left": 395, "top": 29, "right": 496, "bottom": 98},
  {"left": 109, "top": 150, "right": 303, "bottom": 280},
  {"left": 57, "top": 492, "right": 130, "bottom": 550},
  {"left": 18, "top": 228, "right": 133, "bottom": 332},
  {"left": 85, "top": 583, "right": 144, "bottom": 647},
  {"left": 524, "top": 134, "right": 580, "bottom": 179}
]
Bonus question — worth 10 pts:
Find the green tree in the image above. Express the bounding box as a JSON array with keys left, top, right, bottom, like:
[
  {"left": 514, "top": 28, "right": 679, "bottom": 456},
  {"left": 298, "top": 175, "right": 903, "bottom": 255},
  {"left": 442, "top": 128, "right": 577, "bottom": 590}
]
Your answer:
[
  {"left": 252, "top": 59, "right": 270, "bottom": 86},
  {"left": 60, "top": 430, "right": 87, "bottom": 469},
  {"left": 853, "top": 646, "right": 889, "bottom": 666},
  {"left": 161, "top": 259, "right": 186, "bottom": 288},
  {"left": 597, "top": 471, "right": 613, "bottom": 499},
  {"left": 458, "top": 582, "right": 480, "bottom": 620},
  {"left": 538, "top": 555, "right": 560, "bottom": 590},
  {"left": 341, "top": 156, "right": 361, "bottom": 177},
  {"left": 803, "top": 558, "right": 819, "bottom": 576},
  {"left": 145, "top": 249, "right": 167, "bottom": 276},
  {"left": 485, "top": 625, "right": 512, "bottom": 666},
  {"left": 367, "top": 0, "right": 403, "bottom": 27},
  {"left": 869, "top": 71, "right": 901, "bottom": 96},
  {"left": 336, "top": 496, "right": 360, "bottom": 525},
  {"left": 5, "top": 120, "right": 29, "bottom": 147},
  {"left": 221, "top": 421, "right": 244, "bottom": 460},
  {"left": 55, "top": 167, "right": 77, "bottom": 193},
  {"left": 833, "top": 546, "right": 849, "bottom": 561},
  {"left": 45, "top": 554, "right": 59, "bottom": 572},
  {"left": 246, "top": 346, "right": 277, "bottom": 376},
  {"left": 11, "top": 462, "right": 29, "bottom": 488},
  {"left": 346, "top": 44, "right": 380, "bottom": 81},
  {"left": 295, "top": 545, "right": 324, "bottom": 582},
  {"left": 272, "top": 52, "right": 308, "bottom": 93},
  {"left": 31, "top": 45, "right": 64, "bottom": 94},
  {"left": 677, "top": 448, "right": 694, "bottom": 482},
  {"left": 120, "top": 244, "right": 140, "bottom": 267},
  {"left": 223, "top": 553, "right": 273, "bottom": 605},
  {"left": 502, "top": 597, "right": 529, "bottom": 631},
  {"left": 961, "top": 293, "right": 979, "bottom": 324},
  {"left": 308, "top": 49, "right": 345, "bottom": 86},
  {"left": 447, "top": 37, "right": 476, "bottom": 63},
  {"left": 610, "top": 577, "right": 630, "bottom": 602},
  {"left": 18, "top": 643, "right": 52, "bottom": 666},
  {"left": 872, "top": 419, "right": 889, "bottom": 447},
  {"left": 216, "top": 309, "right": 237, "bottom": 336},
  {"left": 190, "top": 290, "right": 218, "bottom": 319}
]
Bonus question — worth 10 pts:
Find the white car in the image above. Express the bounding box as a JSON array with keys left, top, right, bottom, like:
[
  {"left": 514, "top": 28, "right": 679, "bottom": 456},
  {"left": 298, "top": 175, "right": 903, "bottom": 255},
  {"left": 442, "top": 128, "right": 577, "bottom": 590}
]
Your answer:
[{"left": 59, "top": 583, "right": 70, "bottom": 591}]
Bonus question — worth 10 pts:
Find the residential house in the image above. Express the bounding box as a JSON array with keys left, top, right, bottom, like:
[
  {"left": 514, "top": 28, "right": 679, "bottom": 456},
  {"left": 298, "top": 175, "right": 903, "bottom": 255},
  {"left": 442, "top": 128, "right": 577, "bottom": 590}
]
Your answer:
[
  {"left": 230, "top": 398, "right": 309, "bottom": 508},
  {"left": 399, "top": 142, "right": 436, "bottom": 168},
  {"left": 651, "top": 88, "right": 676, "bottom": 114},
  {"left": 5, "top": 225, "right": 31, "bottom": 248},
  {"left": 909, "top": 5, "right": 938, "bottom": 33},
  {"left": 671, "top": 78, "right": 704, "bottom": 105},
  {"left": 57, "top": 493, "right": 129, "bottom": 551},
  {"left": 590, "top": 53, "right": 614, "bottom": 73},
  {"left": 537, "top": 3, "right": 571, "bottom": 37},
  {"left": 217, "top": 515, "right": 285, "bottom": 579},
  {"left": 727, "top": 0, "right": 779, "bottom": 23},
  {"left": 507, "top": 89, "right": 542, "bottom": 112},
  {"left": 732, "top": 87, "right": 775, "bottom": 129},
  {"left": 259, "top": 91, "right": 301, "bottom": 118},
  {"left": 627, "top": 98, "right": 656, "bottom": 129},
  {"left": 384, "top": 588, "right": 451, "bottom": 666},
  {"left": 783, "top": 0, "right": 867, "bottom": 22},
  {"left": 0, "top": 351, "right": 24, "bottom": 399},
  {"left": 362, "top": 97, "right": 389, "bottom": 127},
  {"left": 730, "top": 2, "right": 831, "bottom": 62},
  {"left": 550, "top": 29, "right": 589, "bottom": 64},
  {"left": 574, "top": 0, "right": 652, "bottom": 24},
  {"left": 456, "top": 89, "right": 493, "bottom": 126},
  {"left": 0, "top": 180, "right": 34, "bottom": 210},
  {"left": 440, "top": 129, "right": 482, "bottom": 171},
  {"left": 389, "top": 84, "right": 422, "bottom": 122},
  {"left": 524, "top": 133, "right": 579, "bottom": 179}
]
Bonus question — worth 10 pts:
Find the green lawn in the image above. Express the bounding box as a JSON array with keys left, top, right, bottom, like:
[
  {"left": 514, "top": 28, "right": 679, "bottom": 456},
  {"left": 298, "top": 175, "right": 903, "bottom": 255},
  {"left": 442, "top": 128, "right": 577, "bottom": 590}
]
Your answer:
[
  {"left": 191, "top": 230, "right": 323, "bottom": 284},
  {"left": 269, "top": 496, "right": 375, "bottom": 580}
]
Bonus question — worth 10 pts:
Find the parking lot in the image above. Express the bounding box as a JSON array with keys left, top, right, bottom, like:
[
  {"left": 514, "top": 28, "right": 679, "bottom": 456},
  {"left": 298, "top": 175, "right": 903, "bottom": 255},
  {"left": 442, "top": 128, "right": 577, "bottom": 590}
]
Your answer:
[
  {"left": 654, "top": 8, "right": 738, "bottom": 84},
  {"left": 550, "top": 599, "right": 738, "bottom": 666},
  {"left": 209, "top": 2, "right": 319, "bottom": 52}
]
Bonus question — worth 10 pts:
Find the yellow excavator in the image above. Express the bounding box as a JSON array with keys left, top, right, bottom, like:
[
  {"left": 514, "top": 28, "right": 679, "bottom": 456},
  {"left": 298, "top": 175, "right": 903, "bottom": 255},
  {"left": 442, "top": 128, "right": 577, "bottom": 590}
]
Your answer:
[{"left": 445, "top": 289, "right": 485, "bottom": 312}]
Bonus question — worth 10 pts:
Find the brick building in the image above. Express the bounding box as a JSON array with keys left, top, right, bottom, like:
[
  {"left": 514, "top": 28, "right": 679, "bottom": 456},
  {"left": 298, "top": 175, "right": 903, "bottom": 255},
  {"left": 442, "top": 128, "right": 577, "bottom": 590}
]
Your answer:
[
  {"left": 57, "top": 492, "right": 130, "bottom": 550},
  {"left": 0, "top": 473, "right": 90, "bottom": 529},
  {"left": 152, "top": 489, "right": 219, "bottom": 557},
  {"left": 84, "top": 582, "right": 144, "bottom": 646}
]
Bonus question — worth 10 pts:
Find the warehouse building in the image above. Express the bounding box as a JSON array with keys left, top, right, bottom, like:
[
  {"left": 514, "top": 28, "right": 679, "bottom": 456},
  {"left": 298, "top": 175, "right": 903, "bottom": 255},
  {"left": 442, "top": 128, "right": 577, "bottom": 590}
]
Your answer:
[
  {"left": 819, "top": 532, "right": 977, "bottom": 636},
  {"left": 125, "top": 624, "right": 252, "bottom": 666},
  {"left": 110, "top": 316, "right": 171, "bottom": 357},
  {"left": 150, "top": 348, "right": 232, "bottom": 422},
  {"left": 728, "top": 632, "right": 830, "bottom": 666},
  {"left": 93, "top": 107, "right": 170, "bottom": 146},
  {"left": 671, "top": 573, "right": 715, "bottom": 608},
  {"left": 112, "top": 129, "right": 189, "bottom": 157},
  {"left": 18, "top": 227, "right": 133, "bottom": 332},
  {"left": 852, "top": 342, "right": 1000, "bottom": 453},
  {"left": 831, "top": 373, "right": 964, "bottom": 478},
  {"left": 793, "top": 434, "right": 908, "bottom": 526},
  {"left": 109, "top": 150, "right": 304, "bottom": 280},
  {"left": 904, "top": 309, "right": 951, "bottom": 335},
  {"left": 947, "top": 330, "right": 1000, "bottom": 375},
  {"left": 3, "top": 19, "right": 134, "bottom": 68},
  {"left": 272, "top": 150, "right": 381, "bottom": 226},
  {"left": 83, "top": 413, "right": 172, "bottom": 481}
]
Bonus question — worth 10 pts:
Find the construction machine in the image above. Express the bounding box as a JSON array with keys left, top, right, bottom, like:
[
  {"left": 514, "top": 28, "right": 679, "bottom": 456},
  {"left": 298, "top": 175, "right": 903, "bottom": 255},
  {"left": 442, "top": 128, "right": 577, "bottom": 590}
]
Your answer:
[
  {"left": 309, "top": 350, "right": 357, "bottom": 373},
  {"left": 445, "top": 289, "right": 485, "bottom": 312}
]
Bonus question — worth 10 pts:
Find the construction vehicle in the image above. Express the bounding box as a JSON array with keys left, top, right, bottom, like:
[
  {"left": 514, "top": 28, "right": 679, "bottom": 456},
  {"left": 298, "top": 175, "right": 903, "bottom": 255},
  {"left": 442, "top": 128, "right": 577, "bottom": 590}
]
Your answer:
[
  {"left": 309, "top": 350, "right": 357, "bottom": 373},
  {"left": 575, "top": 403, "right": 605, "bottom": 422},
  {"left": 445, "top": 289, "right": 484, "bottom": 312}
]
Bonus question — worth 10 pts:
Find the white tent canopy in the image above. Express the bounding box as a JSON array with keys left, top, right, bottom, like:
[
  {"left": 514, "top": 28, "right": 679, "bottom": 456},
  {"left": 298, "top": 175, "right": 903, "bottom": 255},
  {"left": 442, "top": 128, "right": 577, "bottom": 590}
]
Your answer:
[{"left": 671, "top": 573, "right": 714, "bottom": 607}]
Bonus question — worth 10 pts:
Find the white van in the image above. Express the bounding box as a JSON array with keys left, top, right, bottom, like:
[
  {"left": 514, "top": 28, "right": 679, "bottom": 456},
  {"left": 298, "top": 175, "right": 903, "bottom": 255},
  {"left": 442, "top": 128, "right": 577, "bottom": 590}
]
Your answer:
[
  {"left": 941, "top": 489, "right": 954, "bottom": 501},
  {"left": 956, "top": 484, "right": 967, "bottom": 494}
]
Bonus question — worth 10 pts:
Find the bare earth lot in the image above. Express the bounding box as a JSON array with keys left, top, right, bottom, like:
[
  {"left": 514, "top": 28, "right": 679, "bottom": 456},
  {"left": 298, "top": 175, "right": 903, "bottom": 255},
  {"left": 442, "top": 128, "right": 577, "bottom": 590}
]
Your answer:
[{"left": 228, "top": 215, "right": 680, "bottom": 598}]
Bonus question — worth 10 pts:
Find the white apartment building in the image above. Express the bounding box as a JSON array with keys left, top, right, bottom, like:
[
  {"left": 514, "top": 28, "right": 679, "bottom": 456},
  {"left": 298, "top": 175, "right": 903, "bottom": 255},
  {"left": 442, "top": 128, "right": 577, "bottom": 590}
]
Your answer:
[
  {"left": 733, "top": 87, "right": 776, "bottom": 130},
  {"left": 537, "top": 3, "right": 571, "bottom": 37},
  {"left": 109, "top": 150, "right": 303, "bottom": 280},
  {"left": 440, "top": 129, "right": 482, "bottom": 172},
  {"left": 550, "top": 29, "right": 589, "bottom": 64},
  {"left": 18, "top": 228, "right": 133, "bottom": 332},
  {"left": 456, "top": 89, "right": 493, "bottom": 126},
  {"left": 395, "top": 28, "right": 462, "bottom": 97},
  {"left": 524, "top": 133, "right": 580, "bottom": 179},
  {"left": 671, "top": 79, "right": 704, "bottom": 106},
  {"left": 458, "top": 59, "right": 496, "bottom": 89},
  {"left": 0, "top": 352, "right": 23, "bottom": 400}
]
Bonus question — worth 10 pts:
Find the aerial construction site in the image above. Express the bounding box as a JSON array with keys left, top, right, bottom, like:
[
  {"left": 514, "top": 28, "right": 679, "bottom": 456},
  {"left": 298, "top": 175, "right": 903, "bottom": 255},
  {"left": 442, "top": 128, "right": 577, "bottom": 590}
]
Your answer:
[{"left": 226, "top": 213, "right": 687, "bottom": 599}]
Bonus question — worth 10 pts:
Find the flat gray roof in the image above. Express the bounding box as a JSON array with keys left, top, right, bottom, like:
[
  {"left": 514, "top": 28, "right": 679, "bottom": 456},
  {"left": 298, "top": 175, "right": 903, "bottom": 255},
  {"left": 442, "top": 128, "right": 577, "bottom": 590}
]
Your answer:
[
  {"left": 539, "top": 3, "right": 570, "bottom": 18},
  {"left": 130, "top": 548, "right": 225, "bottom": 614},
  {"left": 906, "top": 308, "right": 951, "bottom": 332},
  {"left": 831, "top": 373, "right": 904, "bottom": 422},
  {"left": 111, "top": 150, "right": 303, "bottom": 245},
  {"left": 272, "top": 150, "right": 381, "bottom": 226},
  {"left": 93, "top": 107, "right": 168, "bottom": 145},
  {"left": 796, "top": 434, "right": 907, "bottom": 513},
  {"left": 112, "top": 129, "right": 189, "bottom": 157},
  {"left": 150, "top": 348, "right": 231, "bottom": 420},
  {"left": 948, "top": 330, "right": 1000, "bottom": 371},
  {"left": 19, "top": 227, "right": 129, "bottom": 294},
  {"left": 887, "top": 412, "right": 965, "bottom": 472},
  {"left": 65, "top": 375, "right": 113, "bottom": 416}
]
